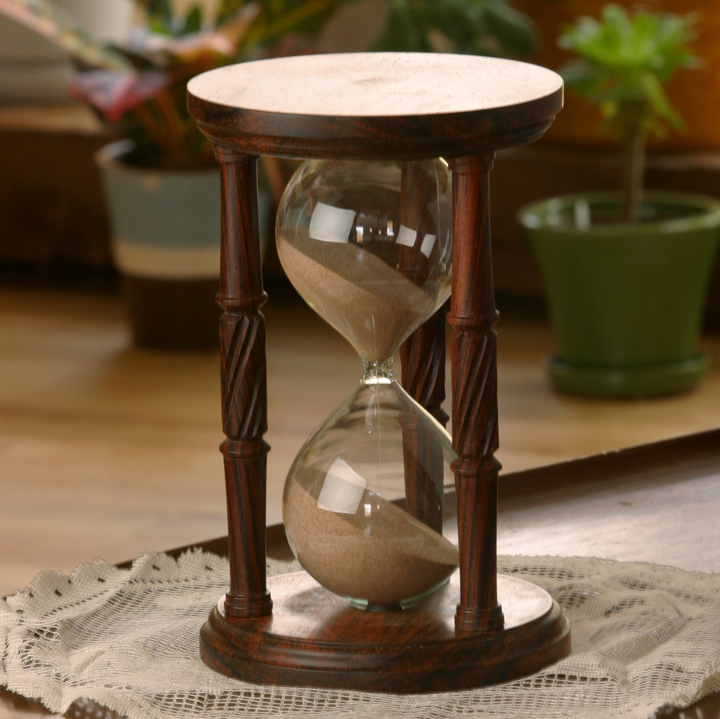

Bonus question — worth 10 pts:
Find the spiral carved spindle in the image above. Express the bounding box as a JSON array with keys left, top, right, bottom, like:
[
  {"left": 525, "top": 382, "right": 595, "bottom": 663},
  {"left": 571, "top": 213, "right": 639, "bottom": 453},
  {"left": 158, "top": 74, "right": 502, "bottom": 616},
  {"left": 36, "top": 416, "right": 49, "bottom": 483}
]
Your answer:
[
  {"left": 448, "top": 154, "right": 504, "bottom": 634},
  {"left": 215, "top": 146, "right": 272, "bottom": 619},
  {"left": 399, "top": 161, "right": 450, "bottom": 532}
]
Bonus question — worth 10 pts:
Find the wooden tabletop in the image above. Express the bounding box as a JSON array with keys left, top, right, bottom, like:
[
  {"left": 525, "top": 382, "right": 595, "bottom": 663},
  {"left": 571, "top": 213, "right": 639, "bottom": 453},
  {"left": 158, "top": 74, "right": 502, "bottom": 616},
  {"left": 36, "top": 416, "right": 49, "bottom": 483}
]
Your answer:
[
  {"left": 2, "top": 429, "right": 720, "bottom": 717},
  {"left": 187, "top": 53, "right": 563, "bottom": 158}
]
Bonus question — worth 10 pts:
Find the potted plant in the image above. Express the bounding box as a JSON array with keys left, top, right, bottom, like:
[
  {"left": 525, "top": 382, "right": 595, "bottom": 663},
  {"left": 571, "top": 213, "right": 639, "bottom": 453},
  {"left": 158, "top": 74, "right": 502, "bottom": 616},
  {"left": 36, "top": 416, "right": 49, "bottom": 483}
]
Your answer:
[
  {"left": 518, "top": 4, "right": 720, "bottom": 397},
  {"left": 1, "top": 0, "right": 538, "bottom": 349},
  {"left": 0, "top": 0, "right": 353, "bottom": 349}
]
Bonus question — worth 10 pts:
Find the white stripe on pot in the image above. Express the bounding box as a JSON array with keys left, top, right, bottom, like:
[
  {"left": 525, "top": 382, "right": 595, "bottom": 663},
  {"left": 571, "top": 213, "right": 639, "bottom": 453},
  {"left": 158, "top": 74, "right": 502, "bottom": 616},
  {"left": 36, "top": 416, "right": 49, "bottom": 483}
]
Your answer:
[{"left": 112, "top": 241, "right": 221, "bottom": 279}]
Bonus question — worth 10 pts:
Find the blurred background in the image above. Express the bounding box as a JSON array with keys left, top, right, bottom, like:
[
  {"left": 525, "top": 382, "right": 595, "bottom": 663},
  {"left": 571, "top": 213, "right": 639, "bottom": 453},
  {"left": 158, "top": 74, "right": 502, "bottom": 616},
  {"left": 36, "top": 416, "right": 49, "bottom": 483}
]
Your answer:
[{"left": 2, "top": 0, "right": 720, "bottom": 598}]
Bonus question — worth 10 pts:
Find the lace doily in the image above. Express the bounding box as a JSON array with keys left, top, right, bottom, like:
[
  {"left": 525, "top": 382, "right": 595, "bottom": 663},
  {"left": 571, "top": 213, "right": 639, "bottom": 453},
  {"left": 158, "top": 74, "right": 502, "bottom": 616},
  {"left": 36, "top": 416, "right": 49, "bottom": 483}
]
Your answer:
[{"left": 2, "top": 551, "right": 720, "bottom": 719}]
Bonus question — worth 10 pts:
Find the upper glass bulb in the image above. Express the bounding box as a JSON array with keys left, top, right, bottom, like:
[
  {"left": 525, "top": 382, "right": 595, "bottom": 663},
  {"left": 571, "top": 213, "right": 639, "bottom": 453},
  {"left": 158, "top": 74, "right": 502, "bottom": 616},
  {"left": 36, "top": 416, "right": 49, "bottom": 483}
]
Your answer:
[{"left": 276, "top": 159, "right": 453, "bottom": 362}]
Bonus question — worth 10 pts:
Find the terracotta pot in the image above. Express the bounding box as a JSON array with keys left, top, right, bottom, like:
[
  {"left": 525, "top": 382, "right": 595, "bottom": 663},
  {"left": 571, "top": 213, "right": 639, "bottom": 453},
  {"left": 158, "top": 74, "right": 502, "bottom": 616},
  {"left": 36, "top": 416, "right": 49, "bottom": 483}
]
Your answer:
[{"left": 514, "top": 0, "right": 720, "bottom": 150}]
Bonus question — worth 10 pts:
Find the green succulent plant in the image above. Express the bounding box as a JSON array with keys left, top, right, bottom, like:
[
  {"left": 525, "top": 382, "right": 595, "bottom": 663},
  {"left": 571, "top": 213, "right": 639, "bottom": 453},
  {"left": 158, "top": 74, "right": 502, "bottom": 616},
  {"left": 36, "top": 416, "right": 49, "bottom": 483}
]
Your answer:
[{"left": 559, "top": 4, "right": 699, "bottom": 222}]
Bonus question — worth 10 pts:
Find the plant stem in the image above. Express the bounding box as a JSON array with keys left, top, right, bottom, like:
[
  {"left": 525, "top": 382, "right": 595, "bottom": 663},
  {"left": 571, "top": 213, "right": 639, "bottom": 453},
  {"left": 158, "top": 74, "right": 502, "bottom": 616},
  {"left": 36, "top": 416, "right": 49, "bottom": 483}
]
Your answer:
[{"left": 621, "top": 122, "right": 647, "bottom": 224}]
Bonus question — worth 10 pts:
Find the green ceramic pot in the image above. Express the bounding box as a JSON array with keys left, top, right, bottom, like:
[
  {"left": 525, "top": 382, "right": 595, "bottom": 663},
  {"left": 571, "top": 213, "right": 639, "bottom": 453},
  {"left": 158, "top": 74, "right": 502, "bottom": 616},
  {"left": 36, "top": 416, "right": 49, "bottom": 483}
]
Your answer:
[{"left": 518, "top": 191, "right": 720, "bottom": 397}]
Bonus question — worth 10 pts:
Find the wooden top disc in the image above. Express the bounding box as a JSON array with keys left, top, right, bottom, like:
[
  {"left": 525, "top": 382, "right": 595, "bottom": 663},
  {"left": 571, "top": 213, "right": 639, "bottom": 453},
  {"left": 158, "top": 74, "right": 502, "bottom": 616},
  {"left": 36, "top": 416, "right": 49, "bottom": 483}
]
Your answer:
[
  {"left": 187, "top": 53, "right": 563, "bottom": 160},
  {"left": 188, "top": 53, "right": 562, "bottom": 118}
]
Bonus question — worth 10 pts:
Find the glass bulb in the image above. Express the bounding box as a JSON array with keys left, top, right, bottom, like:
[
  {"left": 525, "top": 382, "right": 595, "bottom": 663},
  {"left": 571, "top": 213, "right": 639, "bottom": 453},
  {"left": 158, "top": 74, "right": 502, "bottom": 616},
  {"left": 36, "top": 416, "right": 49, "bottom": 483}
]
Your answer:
[
  {"left": 277, "top": 159, "right": 456, "bottom": 609},
  {"left": 276, "top": 159, "right": 453, "bottom": 362}
]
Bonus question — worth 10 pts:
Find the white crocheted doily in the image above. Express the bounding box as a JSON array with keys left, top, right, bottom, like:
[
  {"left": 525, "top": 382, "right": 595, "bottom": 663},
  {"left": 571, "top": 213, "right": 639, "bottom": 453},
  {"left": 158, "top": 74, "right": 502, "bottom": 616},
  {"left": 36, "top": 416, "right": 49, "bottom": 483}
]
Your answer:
[{"left": 2, "top": 551, "right": 720, "bottom": 719}]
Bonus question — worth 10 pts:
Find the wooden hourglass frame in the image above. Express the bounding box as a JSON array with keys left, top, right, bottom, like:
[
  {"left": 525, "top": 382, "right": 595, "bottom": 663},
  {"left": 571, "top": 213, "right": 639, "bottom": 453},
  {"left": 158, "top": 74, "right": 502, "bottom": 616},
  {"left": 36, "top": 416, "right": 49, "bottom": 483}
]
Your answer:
[{"left": 187, "top": 53, "right": 569, "bottom": 693}]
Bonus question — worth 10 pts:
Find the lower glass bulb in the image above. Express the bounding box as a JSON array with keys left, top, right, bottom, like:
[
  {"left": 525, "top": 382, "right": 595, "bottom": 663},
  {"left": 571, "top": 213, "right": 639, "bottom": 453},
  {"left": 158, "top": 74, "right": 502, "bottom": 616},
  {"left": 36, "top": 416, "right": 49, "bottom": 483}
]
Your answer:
[{"left": 283, "top": 366, "right": 458, "bottom": 609}]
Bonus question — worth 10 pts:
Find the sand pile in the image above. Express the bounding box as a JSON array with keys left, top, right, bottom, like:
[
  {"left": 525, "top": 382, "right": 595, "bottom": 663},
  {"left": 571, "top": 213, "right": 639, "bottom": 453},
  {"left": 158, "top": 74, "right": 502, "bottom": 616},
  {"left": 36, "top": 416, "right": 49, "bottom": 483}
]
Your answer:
[
  {"left": 284, "top": 467, "right": 458, "bottom": 607},
  {"left": 277, "top": 226, "right": 436, "bottom": 362}
]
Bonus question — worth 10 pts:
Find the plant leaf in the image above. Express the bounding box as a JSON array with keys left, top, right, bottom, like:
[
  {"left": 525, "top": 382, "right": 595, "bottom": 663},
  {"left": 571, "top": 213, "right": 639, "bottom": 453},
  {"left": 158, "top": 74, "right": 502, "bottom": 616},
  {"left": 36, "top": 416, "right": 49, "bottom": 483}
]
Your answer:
[
  {"left": 482, "top": 1, "right": 539, "bottom": 57},
  {"left": 639, "top": 72, "right": 684, "bottom": 129},
  {"left": 558, "top": 4, "right": 698, "bottom": 138},
  {"left": 138, "top": 0, "right": 173, "bottom": 27},
  {"left": 183, "top": 4, "right": 203, "bottom": 34},
  {"left": 0, "top": 0, "right": 131, "bottom": 69}
]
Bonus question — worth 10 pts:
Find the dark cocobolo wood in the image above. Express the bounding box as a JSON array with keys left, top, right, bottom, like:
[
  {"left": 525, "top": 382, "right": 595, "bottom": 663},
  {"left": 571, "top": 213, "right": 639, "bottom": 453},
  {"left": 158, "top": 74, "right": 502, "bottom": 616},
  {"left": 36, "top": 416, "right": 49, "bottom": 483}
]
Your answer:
[
  {"left": 400, "top": 303, "right": 449, "bottom": 429},
  {"left": 448, "top": 154, "right": 504, "bottom": 633},
  {"left": 215, "top": 146, "right": 272, "bottom": 618},
  {"left": 187, "top": 55, "right": 563, "bottom": 162},
  {"left": 188, "top": 53, "right": 565, "bottom": 691},
  {"left": 201, "top": 571, "right": 570, "bottom": 693},
  {"left": 399, "top": 160, "right": 449, "bottom": 533},
  {"left": 400, "top": 303, "right": 449, "bottom": 534},
  {"left": 4, "top": 430, "right": 713, "bottom": 716}
]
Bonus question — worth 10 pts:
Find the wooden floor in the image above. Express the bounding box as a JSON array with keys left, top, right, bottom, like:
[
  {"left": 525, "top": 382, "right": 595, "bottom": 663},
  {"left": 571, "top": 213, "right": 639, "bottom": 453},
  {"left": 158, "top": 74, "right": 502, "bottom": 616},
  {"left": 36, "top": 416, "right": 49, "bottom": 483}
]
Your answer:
[{"left": 2, "top": 287, "right": 720, "bottom": 598}]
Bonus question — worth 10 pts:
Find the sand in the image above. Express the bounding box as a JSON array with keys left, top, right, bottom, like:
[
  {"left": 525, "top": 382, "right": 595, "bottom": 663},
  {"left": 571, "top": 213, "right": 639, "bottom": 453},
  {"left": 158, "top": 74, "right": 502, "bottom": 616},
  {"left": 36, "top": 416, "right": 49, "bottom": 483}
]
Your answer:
[
  {"left": 277, "top": 226, "right": 436, "bottom": 362},
  {"left": 283, "top": 467, "right": 459, "bottom": 607}
]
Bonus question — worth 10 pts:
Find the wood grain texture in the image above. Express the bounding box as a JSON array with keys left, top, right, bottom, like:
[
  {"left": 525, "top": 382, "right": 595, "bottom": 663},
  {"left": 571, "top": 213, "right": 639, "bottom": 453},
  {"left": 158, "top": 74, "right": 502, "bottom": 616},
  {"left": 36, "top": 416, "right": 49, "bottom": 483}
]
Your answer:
[
  {"left": 215, "top": 147, "right": 272, "bottom": 618},
  {"left": 399, "top": 160, "right": 449, "bottom": 531},
  {"left": 400, "top": 304, "right": 449, "bottom": 427},
  {"left": 162, "top": 426, "right": 720, "bottom": 568},
  {"left": 400, "top": 304, "right": 449, "bottom": 533},
  {"left": 4, "top": 430, "right": 720, "bottom": 715},
  {"left": 187, "top": 55, "right": 563, "bottom": 160},
  {"left": 5, "top": 288, "right": 720, "bottom": 601},
  {"left": 398, "top": 160, "right": 437, "bottom": 286},
  {"left": 188, "top": 54, "right": 563, "bottom": 118},
  {"left": 200, "top": 571, "right": 570, "bottom": 693},
  {"left": 448, "top": 154, "right": 504, "bottom": 633}
]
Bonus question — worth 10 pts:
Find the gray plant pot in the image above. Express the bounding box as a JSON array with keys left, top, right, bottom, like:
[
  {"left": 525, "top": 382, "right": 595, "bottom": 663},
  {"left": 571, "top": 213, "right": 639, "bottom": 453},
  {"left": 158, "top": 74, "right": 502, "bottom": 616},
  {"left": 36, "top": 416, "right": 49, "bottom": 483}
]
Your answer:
[{"left": 96, "top": 140, "right": 268, "bottom": 351}]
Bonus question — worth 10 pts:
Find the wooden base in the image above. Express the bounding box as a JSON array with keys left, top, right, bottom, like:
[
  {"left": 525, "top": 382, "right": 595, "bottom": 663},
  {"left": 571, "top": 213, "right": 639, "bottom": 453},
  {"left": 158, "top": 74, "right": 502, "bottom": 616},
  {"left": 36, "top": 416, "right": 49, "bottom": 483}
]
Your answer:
[{"left": 200, "top": 571, "right": 570, "bottom": 693}]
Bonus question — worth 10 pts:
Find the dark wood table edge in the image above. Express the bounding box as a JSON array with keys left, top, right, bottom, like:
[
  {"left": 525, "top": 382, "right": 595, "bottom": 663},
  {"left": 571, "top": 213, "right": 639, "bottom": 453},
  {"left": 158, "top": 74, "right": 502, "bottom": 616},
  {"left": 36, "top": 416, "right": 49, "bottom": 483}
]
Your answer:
[{"left": 150, "top": 426, "right": 720, "bottom": 564}]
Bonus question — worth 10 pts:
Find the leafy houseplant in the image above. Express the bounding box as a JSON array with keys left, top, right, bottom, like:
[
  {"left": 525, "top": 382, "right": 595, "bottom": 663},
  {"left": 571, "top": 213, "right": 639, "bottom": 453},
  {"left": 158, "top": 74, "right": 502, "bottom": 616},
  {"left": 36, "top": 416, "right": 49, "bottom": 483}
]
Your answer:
[
  {"left": 1, "top": 0, "right": 356, "bottom": 169},
  {"left": 371, "top": 0, "right": 538, "bottom": 57},
  {"left": 1, "top": 0, "right": 539, "bottom": 169},
  {"left": 558, "top": 4, "right": 697, "bottom": 222},
  {"left": 518, "top": 5, "right": 720, "bottom": 397}
]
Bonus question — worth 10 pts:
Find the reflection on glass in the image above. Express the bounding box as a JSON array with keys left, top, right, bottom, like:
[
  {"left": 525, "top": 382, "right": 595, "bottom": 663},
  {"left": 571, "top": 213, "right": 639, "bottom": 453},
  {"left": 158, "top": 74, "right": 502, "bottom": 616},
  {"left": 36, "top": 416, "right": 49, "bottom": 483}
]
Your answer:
[{"left": 277, "top": 159, "right": 457, "bottom": 609}]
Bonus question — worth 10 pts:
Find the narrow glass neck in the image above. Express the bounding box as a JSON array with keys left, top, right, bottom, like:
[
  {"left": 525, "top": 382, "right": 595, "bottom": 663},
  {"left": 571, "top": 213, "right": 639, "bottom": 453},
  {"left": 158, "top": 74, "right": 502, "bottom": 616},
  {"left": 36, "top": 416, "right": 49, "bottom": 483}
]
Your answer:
[{"left": 362, "top": 357, "right": 395, "bottom": 384}]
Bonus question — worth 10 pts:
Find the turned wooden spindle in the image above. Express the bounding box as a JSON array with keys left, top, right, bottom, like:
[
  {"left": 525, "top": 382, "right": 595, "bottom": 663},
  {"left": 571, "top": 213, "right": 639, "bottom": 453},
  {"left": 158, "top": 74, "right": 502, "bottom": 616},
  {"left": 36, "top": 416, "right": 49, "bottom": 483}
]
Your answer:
[
  {"left": 215, "top": 146, "right": 272, "bottom": 619},
  {"left": 400, "top": 303, "right": 449, "bottom": 427},
  {"left": 399, "top": 304, "right": 449, "bottom": 533},
  {"left": 398, "top": 161, "right": 449, "bottom": 428},
  {"left": 448, "top": 153, "right": 504, "bottom": 634},
  {"left": 399, "top": 161, "right": 449, "bottom": 532},
  {"left": 398, "top": 160, "right": 435, "bottom": 285}
]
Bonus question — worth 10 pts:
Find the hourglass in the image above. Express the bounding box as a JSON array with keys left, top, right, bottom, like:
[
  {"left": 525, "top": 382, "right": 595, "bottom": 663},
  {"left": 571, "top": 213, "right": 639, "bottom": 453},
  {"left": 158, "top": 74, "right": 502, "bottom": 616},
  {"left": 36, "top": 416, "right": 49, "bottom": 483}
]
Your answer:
[
  {"left": 188, "top": 53, "right": 568, "bottom": 693},
  {"left": 277, "top": 158, "right": 456, "bottom": 610}
]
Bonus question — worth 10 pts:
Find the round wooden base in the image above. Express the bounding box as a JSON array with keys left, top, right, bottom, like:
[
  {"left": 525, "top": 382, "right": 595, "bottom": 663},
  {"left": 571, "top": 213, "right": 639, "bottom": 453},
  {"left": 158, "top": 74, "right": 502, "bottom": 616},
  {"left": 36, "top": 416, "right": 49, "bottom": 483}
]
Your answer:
[{"left": 200, "top": 571, "right": 570, "bottom": 693}]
